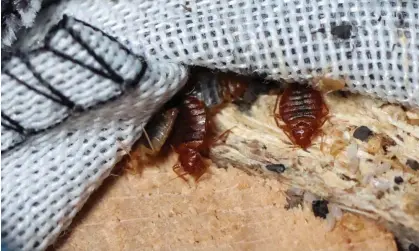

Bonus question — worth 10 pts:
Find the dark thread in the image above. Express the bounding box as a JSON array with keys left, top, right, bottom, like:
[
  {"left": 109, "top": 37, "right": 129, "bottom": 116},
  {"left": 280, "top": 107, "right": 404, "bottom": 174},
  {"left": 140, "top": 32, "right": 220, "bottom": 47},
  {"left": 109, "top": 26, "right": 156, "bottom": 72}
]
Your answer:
[
  {"left": 48, "top": 15, "right": 124, "bottom": 83},
  {"left": 47, "top": 47, "right": 123, "bottom": 82},
  {"left": 4, "top": 69, "right": 74, "bottom": 108},
  {"left": 68, "top": 16, "right": 148, "bottom": 86},
  {"left": 1, "top": 112, "right": 27, "bottom": 135},
  {"left": 15, "top": 53, "right": 78, "bottom": 109},
  {"left": 1, "top": 14, "right": 148, "bottom": 152}
]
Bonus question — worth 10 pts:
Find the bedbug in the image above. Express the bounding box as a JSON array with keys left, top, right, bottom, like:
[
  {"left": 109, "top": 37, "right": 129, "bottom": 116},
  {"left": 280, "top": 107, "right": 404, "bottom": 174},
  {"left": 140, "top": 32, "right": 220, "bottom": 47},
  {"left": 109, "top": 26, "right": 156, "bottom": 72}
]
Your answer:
[
  {"left": 273, "top": 83, "right": 329, "bottom": 149},
  {"left": 171, "top": 96, "right": 211, "bottom": 182},
  {"left": 188, "top": 67, "right": 250, "bottom": 110},
  {"left": 138, "top": 107, "right": 179, "bottom": 156},
  {"left": 189, "top": 67, "right": 276, "bottom": 115},
  {"left": 171, "top": 95, "right": 231, "bottom": 182},
  {"left": 122, "top": 107, "right": 179, "bottom": 174},
  {"left": 217, "top": 71, "right": 249, "bottom": 103}
]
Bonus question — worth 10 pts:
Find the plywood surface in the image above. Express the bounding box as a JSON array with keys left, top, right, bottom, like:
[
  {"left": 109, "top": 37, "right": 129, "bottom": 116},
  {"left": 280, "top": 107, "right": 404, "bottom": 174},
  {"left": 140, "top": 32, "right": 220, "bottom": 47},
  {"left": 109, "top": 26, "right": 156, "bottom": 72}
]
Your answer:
[{"left": 49, "top": 153, "right": 396, "bottom": 251}]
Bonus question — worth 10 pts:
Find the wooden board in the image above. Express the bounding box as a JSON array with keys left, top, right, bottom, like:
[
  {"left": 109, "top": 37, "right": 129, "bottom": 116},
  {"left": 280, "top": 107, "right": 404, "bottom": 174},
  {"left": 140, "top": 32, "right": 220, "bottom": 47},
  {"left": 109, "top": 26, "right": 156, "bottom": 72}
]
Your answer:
[{"left": 49, "top": 153, "right": 396, "bottom": 251}]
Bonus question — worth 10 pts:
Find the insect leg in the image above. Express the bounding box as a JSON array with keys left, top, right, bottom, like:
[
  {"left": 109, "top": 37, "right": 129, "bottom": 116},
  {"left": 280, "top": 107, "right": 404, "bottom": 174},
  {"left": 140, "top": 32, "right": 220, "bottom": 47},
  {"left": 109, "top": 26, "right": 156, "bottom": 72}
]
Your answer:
[
  {"left": 211, "top": 126, "right": 237, "bottom": 145},
  {"left": 172, "top": 163, "right": 189, "bottom": 183},
  {"left": 116, "top": 140, "right": 139, "bottom": 174}
]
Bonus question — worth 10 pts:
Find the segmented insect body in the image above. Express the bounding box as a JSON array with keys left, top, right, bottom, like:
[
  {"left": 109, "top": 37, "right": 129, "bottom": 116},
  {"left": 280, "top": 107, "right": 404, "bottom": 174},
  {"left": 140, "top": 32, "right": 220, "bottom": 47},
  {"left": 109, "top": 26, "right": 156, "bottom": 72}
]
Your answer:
[
  {"left": 274, "top": 84, "right": 329, "bottom": 149},
  {"left": 186, "top": 67, "right": 223, "bottom": 108},
  {"left": 217, "top": 72, "right": 249, "bottom": 103},
  {"left": 122, "top": 107, "right": 179, "bottom": 173},
  {"left": 138, "top": 107, "right": 179, "bottom": 156},
  {"left": 172, "top": 96, "right": 211, "bottom": 182},
  {"left": 188, "top": 67, "right": 261, "bottom": 112}
]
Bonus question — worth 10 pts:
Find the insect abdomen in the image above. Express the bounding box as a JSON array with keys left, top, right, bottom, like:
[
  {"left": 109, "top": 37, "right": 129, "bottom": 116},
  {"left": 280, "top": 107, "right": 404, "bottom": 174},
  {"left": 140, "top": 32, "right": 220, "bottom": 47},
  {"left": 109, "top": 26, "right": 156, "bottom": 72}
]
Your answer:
[
  {"left": 281, "top": 87, "right": 322, "bottom": 124},
  {"left": 179, "top": 96, "right": 208, "bottom": 143}
]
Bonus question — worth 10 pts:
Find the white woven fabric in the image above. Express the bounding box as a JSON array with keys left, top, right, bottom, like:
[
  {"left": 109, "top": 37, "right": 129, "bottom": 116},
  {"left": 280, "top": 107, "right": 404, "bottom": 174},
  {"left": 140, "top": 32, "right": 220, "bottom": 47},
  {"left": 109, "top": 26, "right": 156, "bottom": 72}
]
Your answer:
[
  {"left": 1, "top": 0, "right": 419, "bottom": 250},
  {"left": 1, "top": 60, "right": 188, "bottom": 250}
]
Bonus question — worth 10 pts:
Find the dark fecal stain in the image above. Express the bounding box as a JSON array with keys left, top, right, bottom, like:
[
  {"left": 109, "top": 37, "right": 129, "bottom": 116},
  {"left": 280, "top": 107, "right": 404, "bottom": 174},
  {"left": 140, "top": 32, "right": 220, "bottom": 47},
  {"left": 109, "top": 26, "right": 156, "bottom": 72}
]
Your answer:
[
  {"left": 339, "top": 174, "right": 358, "bottom": 182},
  {"left": 382, "top": 136, "right": 396, "bottom": 153},
  {"left": 376, "top": 191, "right": 385, "bottom": 199},
  {"left": 396, "top": 134, "right": 404, "bottom": 142},
  {"left": 331, "top": 24, "right": 353, "bottom": 39},
  {"left": 353, "top": 126, "right": 373, "bottom": 141},
  {"left": 284, "top": 191, "right": 303, "bottom": 210},
  {"left": 409, "top": 243, "right": 419, "bottom": 251},
  {"left": 312, "top": 200, "right": 329, "bottom": 219},
  {"left": 266, "top": 164, "right": 286, "bottom": 173},
  {"left": 394, "top": 176, "right": 404, "bottom": 184},
  {"left": 406, "top": 159, "right": 419, "bottom": 171}
]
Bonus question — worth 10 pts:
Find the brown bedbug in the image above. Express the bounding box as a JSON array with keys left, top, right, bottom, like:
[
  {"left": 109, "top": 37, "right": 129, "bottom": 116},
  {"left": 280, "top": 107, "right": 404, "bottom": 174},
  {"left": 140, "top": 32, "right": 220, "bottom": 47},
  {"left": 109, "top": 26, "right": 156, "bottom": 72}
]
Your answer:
[
  {"left": 187, "top": 67, "right": 274, "bottom": 114},
  {"left": 171, "top": 95, "right": 232, "bottom": 183},
  {"left": 273, "top": 83, "right": 329, "bottom": 149},
  {"left": 171, "top": 95, "right": 212, "bottom": 182}
]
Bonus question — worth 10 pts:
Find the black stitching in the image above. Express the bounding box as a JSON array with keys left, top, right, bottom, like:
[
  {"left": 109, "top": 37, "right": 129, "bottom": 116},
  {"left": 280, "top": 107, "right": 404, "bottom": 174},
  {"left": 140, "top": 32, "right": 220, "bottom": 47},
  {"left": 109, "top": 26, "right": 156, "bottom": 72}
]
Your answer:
[
  {"left": 69, "top": 15, "right": 149, "bottom": 85},
  {"left": 70, "top": 15, "right": 139, "bottom": 57},
  {"left": 22, "top": 55, "right": 78, "bottom": 109},
  {"left": 47, "top": 47, "right": 123, "bottom": 82},
  {"left": 1, "top": 112, "right": 28, "bottom": 135},
  {"left": 1, "top": 14, "right": 148, "bottom": 152},
  {"left": 44, "top": 15, "right": 148, "bottom": 87},
  {"left": 3, "top": 69, "right": 76, "bottom": 108},
  {"left": 45, "top": 15, "right": 124, "bottom": 84}
]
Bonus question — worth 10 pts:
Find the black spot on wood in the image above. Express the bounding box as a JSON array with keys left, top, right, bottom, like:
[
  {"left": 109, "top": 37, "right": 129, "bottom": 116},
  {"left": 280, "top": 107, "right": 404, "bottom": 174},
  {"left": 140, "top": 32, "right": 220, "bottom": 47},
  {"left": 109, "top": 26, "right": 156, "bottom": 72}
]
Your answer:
[
  {"left": 353, "top": 126, "right": 373, "bottom": 141},
  {"left": 376, "top": 191, "right": 385, "bottom": 199},
  {"left": 396, "top": 135, "right": 404, "bottom": 142},
  {"left": 394, "top": 176, "right": 404, "bottom": 184},
  {"left": 312, "top": 200, "right": 329, "bottom": 219},
  {"left": 266, "top": 164, "right": 286, "bottom": 173},
  {"left": 339, "top": 174, "right": 358, "bottom": 182},
  {"left": 382, "top": 136, "right": 396, "bottom": 153},
  {"left": 406, "top": 159, "right": 419, "bottom": 171}
]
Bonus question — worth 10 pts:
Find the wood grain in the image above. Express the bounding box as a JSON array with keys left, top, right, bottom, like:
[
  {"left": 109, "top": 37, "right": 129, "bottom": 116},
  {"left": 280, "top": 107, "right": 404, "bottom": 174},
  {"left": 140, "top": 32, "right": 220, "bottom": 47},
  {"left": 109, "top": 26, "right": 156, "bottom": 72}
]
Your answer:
[{"left": 49, "top": 152, "right": 396, "bottom": 251}]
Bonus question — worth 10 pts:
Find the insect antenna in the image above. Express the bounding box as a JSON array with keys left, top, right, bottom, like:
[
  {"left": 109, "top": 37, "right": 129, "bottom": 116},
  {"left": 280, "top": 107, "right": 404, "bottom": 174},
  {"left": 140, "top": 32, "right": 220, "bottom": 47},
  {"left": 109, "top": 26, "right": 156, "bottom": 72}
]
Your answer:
[
  {"left": 162, "top": 164, "right": 192, "bottom": 188},
  {"left": 142, "top": 127, "right": 156, "bottom": 154},
  {"left": 211, "top": 126, "right": 237, "bottom": 146},
  {"left": 185, "top": 85, "right": 196, "bottom": 95}
]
